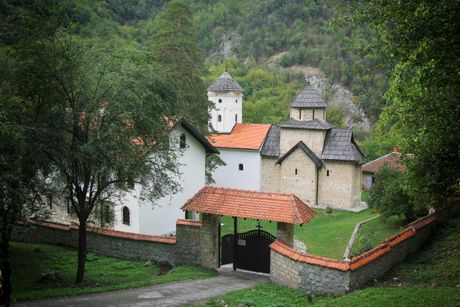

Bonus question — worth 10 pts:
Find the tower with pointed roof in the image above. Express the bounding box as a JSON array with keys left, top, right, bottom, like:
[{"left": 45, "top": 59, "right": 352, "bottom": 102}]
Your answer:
[
  {"left": 207, "top": 70, "right": 244, "bottom": 133},
  {"left": 289, "top": 83, "right": 327, "bottom": 121}
]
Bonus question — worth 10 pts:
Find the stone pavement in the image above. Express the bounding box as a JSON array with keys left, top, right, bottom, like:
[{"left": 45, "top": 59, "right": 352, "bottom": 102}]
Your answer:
[{"left": 14, "top": 267, "right": 269, "bottom": 307}]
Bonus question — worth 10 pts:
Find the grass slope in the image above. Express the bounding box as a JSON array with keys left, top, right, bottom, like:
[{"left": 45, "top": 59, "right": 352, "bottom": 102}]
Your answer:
[
  {"left": 197, "top": 218, "right": 460, "bottom": 306},
  {"left": 12, "top": 242, "right": 216, "bottom": 302},
  {"left": 221, "top": 208, "right": 378, "bottom": 259}
]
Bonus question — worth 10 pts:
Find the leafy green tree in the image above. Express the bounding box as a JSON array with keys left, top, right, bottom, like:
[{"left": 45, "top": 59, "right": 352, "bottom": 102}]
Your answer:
[
  {"left": 6, "top": 1, "right": 183, "bottom": 284},
  {"left": 325, "top": 106, "right": 346, "bottom": 128},
  {"left": 369, "top": 166, "right": 413, "bottom": 221},
  {"left": 149, "top": 0, "right": 209, "bottom": 131},
  {"left": 356, "top": 0, "right": 460, "bottom": 206}
]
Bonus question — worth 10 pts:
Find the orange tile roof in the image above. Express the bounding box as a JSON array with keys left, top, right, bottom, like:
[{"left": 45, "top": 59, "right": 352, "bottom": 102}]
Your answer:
[
  {"left": 176, "top": 219, "right": 203, "bottom": 227},
  {"left": 181, "top": 186, "right": 316, "bottom": 224},
  {"left": 208, "top": 123, "right": 271, "bottom": 150},
  {"left": 362, "top": 152, "right": 410, "bottom": 174}
]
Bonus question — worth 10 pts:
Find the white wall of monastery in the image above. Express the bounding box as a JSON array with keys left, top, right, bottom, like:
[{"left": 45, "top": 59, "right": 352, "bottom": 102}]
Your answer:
[
  {"left": 212, "top": 148, "right": 261, "bottom": 190},
  {"left": 113, "top": 125, "right": 206, "bottom": 235},
  {"left": 318, "top": 161, "right": 361, "bottom": 209},
  {"left": 208, "top": 91, "right": 243, "bottom": 133},
  {"left": 279, "top": 149, "right": 318, "bottom": 205},
  {"left": 279, "top": 128, "right": 326, "bottom": 157}
]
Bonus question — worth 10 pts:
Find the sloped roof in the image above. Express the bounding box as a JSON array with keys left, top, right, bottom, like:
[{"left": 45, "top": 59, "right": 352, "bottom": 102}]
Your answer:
[
  {"left": 321, "top": 128, "right": 364, "bottom": 164},
  {"left": 290, "top": 85, "right": 327, "bottom": 108},
  {"left": 208, "top": 123, "right": 271, "bottom": 150},
  {"left": 260, "top": 125, "right": 281, "bottom": 157},
  {"left": 181, "top": 186, "right": 316, "bottom": 224},
  {"left": 207, "top": 71, "right": 244, "bottom": 92},
  {"left": 276, "top": 141, "right": 323, "bottom": 169},
  {"left": 279, "top": 118, "right": 335, "bottom": 130},
  {"left": 176, "top": 118, "right": 219, "bottom": 155},
  {"left": 362, "top": 152, "right": 407, "bottom": 174}
]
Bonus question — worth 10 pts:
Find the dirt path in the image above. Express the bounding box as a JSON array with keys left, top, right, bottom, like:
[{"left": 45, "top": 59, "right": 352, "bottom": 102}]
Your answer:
[{"left": 15, "top": 268, "right": 269, "bottom": 307}]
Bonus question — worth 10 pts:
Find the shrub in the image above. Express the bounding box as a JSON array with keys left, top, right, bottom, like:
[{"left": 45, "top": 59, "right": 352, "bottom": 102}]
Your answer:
[
  {"left": 325, "top": 206, "right": 333, "bottom": 214},
  {"left": 358, "top": 236, "right": 373, "bottom": 254}
]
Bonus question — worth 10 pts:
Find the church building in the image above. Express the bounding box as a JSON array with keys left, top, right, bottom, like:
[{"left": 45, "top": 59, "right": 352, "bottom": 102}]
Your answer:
[{"left": 208, "top": 71, "right": 365, "bottom": 210}]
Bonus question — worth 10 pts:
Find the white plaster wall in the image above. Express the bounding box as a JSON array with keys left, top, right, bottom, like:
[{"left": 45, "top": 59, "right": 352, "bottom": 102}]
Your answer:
[
  {"left": 212, "top": 148, "right": 261, "bottom": 190},
  {"left": 114, "top": 125, "right": 206, "bottom": 235},
  {"left": 208, "top": 91, "right": 243, "bottom": 133}
]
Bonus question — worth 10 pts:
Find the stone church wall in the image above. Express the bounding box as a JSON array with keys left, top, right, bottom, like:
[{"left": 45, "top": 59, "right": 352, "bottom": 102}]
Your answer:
[
  {"left": 279, "top": 149, "right": 317, "bottom": 205},
  {"left": 260, "top": 157, "right": 281, "bottom": 192},
  {"left": 279, "top": 129, "right": 326, "bottom": 157}
]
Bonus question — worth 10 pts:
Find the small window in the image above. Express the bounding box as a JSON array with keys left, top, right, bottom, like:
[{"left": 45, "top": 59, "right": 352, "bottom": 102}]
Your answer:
[
  {"left": 218, "top": 99, "right": 222, "bottom": 103},
  {"left": 104, "top": 205, "right": 111, "bottom": 224},
  {"left": 127, "top": 175, "right": 135, "bottom": 189},
  {"left": 47, "top": 194, "right": 53, "bottom": 209},
  {"left": 239, "top": 164, "right": 244, "bottom": 171},
  {"left": 235, "top": 99, "right": 238, "bottom": 103},
  {"left": 327, "top": 170, "right": 330, "bottom": 176},
  {"left": 299, "top": 110, "right": 301, "bottom": 120},
  {"left": 295, "top": 168, "right": 298, "bottom": 175},
  {"left": 180, "top": 133, "right": 186, "bottom": 149},
  {"left": 122, "top": 206, "right": 130, "bottom": 225},
  {"left": 235, "top": 114, "right": 238, "bottom": 122},
  {"left": 313, "top": 109, "right": 316, "bottom": 120},
  {"left": 218, "top": 115, "right": 222, "bottom": 122}
]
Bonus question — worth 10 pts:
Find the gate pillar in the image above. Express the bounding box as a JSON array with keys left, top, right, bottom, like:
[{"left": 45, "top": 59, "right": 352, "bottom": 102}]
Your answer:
[
  {"left": 200, "top": 213, "right": 220, "bottom": 269},
  {"left": 277, "top": 222, "right": 294, "bottom": 247}
]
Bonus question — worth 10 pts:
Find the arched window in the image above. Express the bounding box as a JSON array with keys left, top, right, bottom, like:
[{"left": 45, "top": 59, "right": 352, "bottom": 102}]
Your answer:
[
  {"left": 218, "top": 115, "right": 222, "bottom": 122},
  {"left": 122, "top": 206, "right": 130, "bottom": 225},
  {"left": 239, "top": 163, "right": 244, "bottom": 171},
  {"left": 235, "top": 114, "right": 238, "bottom": 122},
  {"left": 235, "top": 99, "right": 238, "bottom": 103},
  {"left": 218, "top": 99, "right": 222, "bottom": 103},
  {"left": 180, "top": 133, "right": 186, "bottom": 149}
]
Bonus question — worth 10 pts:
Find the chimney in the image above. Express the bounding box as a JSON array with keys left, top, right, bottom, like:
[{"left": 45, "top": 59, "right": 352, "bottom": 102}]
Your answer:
[{"left": 393, "top": 146, "right": 399, "bottom": 153}]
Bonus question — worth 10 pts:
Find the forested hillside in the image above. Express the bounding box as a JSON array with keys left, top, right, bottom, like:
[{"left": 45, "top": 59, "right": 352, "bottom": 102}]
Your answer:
[{"left": 84, "top": 1, "right": 387, "bottom": 125}]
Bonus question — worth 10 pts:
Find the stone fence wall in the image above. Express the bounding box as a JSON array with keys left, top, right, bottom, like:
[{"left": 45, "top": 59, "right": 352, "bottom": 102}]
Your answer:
[
  {"left": 12, "top": 218, "right": 203, "bottom": 266},
  {"left": 270, "top": 201, "right": 460, "bottom": 295}
]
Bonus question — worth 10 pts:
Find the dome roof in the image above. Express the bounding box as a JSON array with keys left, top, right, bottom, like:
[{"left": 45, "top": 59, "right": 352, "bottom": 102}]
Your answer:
[
  {"left": 290, "top": 85, "right": 327, "bottom": 108},
  {"left": 207, "top": 71, "right": 244, "bottom": 92}
]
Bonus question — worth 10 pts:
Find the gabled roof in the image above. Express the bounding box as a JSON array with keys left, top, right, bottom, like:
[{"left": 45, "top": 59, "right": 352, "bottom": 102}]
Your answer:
[
  {"left": 181, "top": 186, "right": 316, "bottom": 224},
  {"left": 176, "top": 118, "right": 219, "bottom": 155},
  {"left": 321, "top": 128, "right": 364, "bottom": 164},
  {"left": 207, "top": 71, "right": 244, "bottom": 92},
  {"left": 362, "top": 151, "right": 408, "bottom": 174},
  {"left": 208, "top": 123, "right": 271, "bottom": 150},
  {"left": 260, "top": 125, "right": 281, "bottom": 157},
  {"left": 279, "top": 118, "right": 335, "bottom": 130},
  {"left": 290, "top": 85, "right": 327, "bottom": 109},
  {"left": 276, "top": 141, "right": 323, "bottom": 169}
]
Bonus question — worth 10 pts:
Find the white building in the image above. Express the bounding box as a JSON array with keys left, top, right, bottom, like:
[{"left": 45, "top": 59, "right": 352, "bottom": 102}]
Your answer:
[
  {"left": 208, "top": 70, "right": 244, "bottom": 133},
  {"left": 208, "top": 123, "right": 271, "bottom": 190},
  {"left": 113, "top": 118, "right": 218, "bottom": 235}
]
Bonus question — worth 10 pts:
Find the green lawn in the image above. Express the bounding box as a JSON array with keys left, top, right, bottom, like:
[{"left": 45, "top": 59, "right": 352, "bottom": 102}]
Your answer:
[
  {"left": 221, "top": 208, "right": 378, "bottom": 259},
  {"left": 11, "top": 241, "right": 216, "bottom": 302},
  {"left": 197, "top": 218, "right": 460, "bottom": 307},
  {"left": 351, "top": 215, "right": 405, "bottom": 256}
]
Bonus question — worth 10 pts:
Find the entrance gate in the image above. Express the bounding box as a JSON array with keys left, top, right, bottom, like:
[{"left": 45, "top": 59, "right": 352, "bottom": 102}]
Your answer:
[{"left": 221, "top": 229, "right": 276, "bottom": 273}]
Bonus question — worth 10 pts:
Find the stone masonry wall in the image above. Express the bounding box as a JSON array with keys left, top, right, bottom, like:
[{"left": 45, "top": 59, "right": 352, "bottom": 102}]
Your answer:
[
  {"left": 12, "top": 219, "right": 202, "bottom": 266},
  {"left": 318, "top": 161, "right": 357, "bottom": 209},
  {"left": 279, "top": 128, "right": 326, "bottom": 157},
  {"left": 279, "top": 148, "right": 317, "bottom": 205},
  {"left": 260, "top": 156, "right": 280, "bottom": 192},
  {"left": 270, "top": 201, "right": 459, "bottom": 295}
]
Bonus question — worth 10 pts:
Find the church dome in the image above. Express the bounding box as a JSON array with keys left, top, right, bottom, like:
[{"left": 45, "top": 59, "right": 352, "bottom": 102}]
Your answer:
[
  {"left": 207, "top": 71, "right": 244, "bottom": 92},
  {"left": 290, "top": 85, "right": 327, "bottom": 108}
]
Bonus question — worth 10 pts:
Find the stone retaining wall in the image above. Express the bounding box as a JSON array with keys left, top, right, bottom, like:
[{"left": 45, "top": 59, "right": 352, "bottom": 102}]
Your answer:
[
  {"left": 12, "top": 219, "right": 202, "bottom": 266},
  {"left": 270, "top": 200, "right": 459, "bottom": 295}
]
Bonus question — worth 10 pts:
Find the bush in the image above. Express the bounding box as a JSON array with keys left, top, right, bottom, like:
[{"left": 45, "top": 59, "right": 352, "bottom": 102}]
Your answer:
[
  {"left": 358, "top": 236, "right": 373, "bottom": 254},
  {"left": 325, "top": 206, "right": 333, "bottom": 214}
]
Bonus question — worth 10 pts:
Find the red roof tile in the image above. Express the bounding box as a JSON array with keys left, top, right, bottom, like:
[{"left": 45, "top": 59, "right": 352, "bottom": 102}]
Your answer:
[
  {"left": 176, "top": 219, "right": 202, "bottom": 227},
  {"left": 362, "top": 152, "right": 408, "bottom": 174},
  {"left": 208, "top": 123, "right": 271, "bottom": 150},
  {"left": 181, "top": 186, "right": 316, "bottom": 224}
]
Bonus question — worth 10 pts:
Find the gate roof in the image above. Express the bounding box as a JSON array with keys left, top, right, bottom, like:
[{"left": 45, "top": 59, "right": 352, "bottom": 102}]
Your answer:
[{"left": 181, "top": 186, "right": 316, "bottom": 224}]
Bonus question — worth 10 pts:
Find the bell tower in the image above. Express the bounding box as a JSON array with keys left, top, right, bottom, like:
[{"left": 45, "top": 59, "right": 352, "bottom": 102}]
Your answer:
[
  {"left": 289, "top": 83, "right": 327, "bottom": 121},
  {"left": 207, "top": 70, "right": 244, "bottom": 133}
]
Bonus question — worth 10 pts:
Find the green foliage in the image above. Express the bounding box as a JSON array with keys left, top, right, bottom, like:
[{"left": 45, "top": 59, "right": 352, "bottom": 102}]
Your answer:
[
  {"left": 205, "top": 154, "right": 226, "bottom": 184},
  {"left": 11, "top": 241, "right": 216, "bottom": 301},
  {"left": 325, "top": 106, "right": 346, "bottom": 128},
  {"left": 357, "top": 236, "right": 372, "bottom": 254},
  {"left": 356, "top": 1, "right": 460, "bottom": 206},
  {"left": 369, "top": 166, "right": 414, "bottom": 220}
]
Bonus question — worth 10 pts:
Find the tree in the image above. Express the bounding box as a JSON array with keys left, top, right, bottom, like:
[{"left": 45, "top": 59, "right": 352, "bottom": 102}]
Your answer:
[
  {"left": 6, "top": 1, "right": 184, "bottom": 284},
  {"left": 354, "top": 1, "right": 460, "bottom": 206},
  {"left": 149, "top": 0, "right": 210, "bottom": 131},
  {"left": 368, "top": 166, "right": 413, "bottom": 220}
]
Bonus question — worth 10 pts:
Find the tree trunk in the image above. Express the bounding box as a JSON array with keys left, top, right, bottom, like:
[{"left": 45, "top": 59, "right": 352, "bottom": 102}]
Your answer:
[
  {"left": 0, "top": 234, "right": 12, "bottom": 307},
  {"left": 75, "top": 221, "right": 87, "bottom": 284}
]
